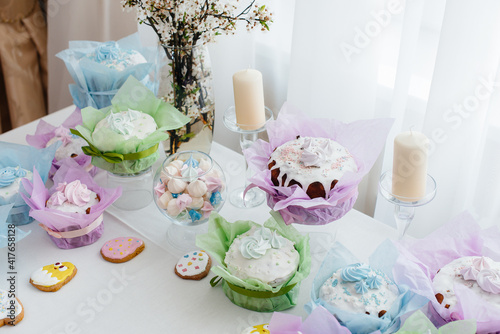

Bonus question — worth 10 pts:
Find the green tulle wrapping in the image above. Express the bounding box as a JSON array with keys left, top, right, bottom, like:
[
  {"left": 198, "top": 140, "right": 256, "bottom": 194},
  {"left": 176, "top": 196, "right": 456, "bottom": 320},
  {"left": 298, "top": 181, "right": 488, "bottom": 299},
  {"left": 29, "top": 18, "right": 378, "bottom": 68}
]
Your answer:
[
  {"left": 75, "top": 76, "right": 190, "bottom": 174},
  {"left": 196, "top": 211, "right": 311, "bottom": 312}
]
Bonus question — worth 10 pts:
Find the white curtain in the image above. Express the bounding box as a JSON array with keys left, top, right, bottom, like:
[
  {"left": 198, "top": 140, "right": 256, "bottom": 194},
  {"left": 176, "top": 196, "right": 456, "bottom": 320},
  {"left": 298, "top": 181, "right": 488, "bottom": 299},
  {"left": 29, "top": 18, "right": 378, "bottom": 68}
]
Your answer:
[{"left": 287, "top": 0, "right": 500, "bottom": 236}]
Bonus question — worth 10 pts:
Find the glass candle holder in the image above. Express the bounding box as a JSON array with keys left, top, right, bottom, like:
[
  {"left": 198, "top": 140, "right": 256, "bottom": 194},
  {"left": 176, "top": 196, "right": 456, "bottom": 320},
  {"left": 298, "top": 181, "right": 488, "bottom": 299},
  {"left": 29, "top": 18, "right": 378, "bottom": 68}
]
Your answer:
[{"left": 107, "top": 167, "right": 153, "bottom": 211}]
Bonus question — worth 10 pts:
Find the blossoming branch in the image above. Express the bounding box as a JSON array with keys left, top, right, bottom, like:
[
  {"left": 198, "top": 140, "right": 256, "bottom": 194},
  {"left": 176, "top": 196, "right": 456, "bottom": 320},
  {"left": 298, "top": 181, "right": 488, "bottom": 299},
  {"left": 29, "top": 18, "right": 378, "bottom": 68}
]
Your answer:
[{"left": 122, "top": 0, "right": 272, "bottom": 47}]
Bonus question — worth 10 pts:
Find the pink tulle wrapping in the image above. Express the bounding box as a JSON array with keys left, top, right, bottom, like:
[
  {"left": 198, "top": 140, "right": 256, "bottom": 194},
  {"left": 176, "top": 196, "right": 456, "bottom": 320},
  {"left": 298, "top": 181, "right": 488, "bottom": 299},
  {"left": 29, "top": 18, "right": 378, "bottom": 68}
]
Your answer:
[
  {"left": 269, "top": 306, "right": 380, "bottom": 334},
  {"left": 393, "top": 211, "right": 500, "bottom": 333},
  {"left": 21, "top": 162, "right": 121, "bottom": 249},
  {"left": 25, "top": 107, "right": 96, "bottom": 177},
  {"left": 244, "top": 102, "right": 393, "bottom": 225}
]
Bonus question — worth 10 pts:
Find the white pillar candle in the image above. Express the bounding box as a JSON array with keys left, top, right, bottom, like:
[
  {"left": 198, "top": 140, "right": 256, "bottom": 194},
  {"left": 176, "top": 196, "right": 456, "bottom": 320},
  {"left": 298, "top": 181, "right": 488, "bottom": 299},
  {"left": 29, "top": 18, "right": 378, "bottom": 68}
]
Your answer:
[
  {"left": 232, "top": 69, "right": 266, "bottom": 130},
  {"left": 392, "top": 130, "right": 429, "bottom": 201}
]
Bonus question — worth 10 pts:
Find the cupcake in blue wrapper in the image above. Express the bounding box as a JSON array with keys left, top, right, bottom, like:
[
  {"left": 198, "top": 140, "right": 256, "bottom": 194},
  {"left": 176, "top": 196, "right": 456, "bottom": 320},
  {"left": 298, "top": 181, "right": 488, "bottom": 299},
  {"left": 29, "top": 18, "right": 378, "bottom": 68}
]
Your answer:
[
  {"left": 56, "top": 33, "right": 163, "bottom": 110},
  {"left": 306, "top": 241, "right": 428, "bottom": 334},
  {"left": 0, "top": 141, "right": 57, "bottom": 225},
  {"left": 0, "top": 203, "right": 31, "bottom": 248}
]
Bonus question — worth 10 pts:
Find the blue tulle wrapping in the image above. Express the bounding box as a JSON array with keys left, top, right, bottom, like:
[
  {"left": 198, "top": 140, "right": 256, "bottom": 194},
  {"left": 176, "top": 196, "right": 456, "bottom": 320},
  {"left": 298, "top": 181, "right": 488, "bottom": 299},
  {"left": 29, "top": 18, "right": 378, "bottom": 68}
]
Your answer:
[{"left": 56, "top": 33, "right": 164, "bottom": 109}]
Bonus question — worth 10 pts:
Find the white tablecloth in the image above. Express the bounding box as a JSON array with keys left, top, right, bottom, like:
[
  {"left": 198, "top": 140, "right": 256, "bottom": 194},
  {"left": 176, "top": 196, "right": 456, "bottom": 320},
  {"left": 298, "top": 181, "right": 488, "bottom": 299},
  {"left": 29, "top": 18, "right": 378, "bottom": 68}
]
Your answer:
[{"left": 1, "top": 106, "right": 398, "bottom": 333}]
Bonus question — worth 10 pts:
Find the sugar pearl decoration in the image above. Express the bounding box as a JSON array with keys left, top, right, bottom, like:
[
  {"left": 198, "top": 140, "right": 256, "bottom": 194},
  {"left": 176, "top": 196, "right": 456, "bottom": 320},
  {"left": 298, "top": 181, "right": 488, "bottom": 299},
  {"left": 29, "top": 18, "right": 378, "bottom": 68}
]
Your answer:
[
  {"left": 187, "top": 180, "right": 208, "bottom": 198},
  {"left": 166, "top": 199, "right": 182, "bottom": 216},
  {"left": 168, "top": 178, "right": 187, "bottom": 193},
  {"left": 188, "top": 197, "right": 204, "bottom": 210},
  {"left": 157, "top": 191, "right": 174, "bottom": 209}
]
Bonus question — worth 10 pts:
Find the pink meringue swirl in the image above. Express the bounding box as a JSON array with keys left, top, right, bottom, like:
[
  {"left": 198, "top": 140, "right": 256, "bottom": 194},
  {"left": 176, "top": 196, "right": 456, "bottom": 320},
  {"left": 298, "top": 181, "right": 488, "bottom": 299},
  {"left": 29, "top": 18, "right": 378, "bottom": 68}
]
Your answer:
[
  {"left": 48, "top": 191, "right": 67, "bottom": 206},
  {"left": 476, "top": 269, "right": 500, "bottom": 294},
  {"left": 473, "top": 256, "right": 491, "bottom": 271},
  {"left": 460, "top": 266, "right": 479, "bottom": 281},
  {"left": 63, "top": 180, "right": 91, "bottom": 207},
  {"left": 54, "top": 126, "right": 72, "bottom": 146}
]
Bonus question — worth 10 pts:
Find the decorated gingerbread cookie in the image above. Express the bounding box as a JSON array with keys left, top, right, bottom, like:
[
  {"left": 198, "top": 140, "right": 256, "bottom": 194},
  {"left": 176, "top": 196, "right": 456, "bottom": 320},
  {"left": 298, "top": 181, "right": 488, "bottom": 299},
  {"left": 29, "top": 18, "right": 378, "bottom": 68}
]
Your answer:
[
  {"left": 175, "top": 250, "right": 211, "bottom": 280},
  {"left": 0, "top": 289, "right": 23, "bottom": 327},
  {"left": 100, "top": 237, "right": 145, "bottom": 263},
  {"left": 241, "top": 324, "right": 270, "bottom": 334},
  {"left": 30, "top": 261, "right": 77, "bottom": 292}
]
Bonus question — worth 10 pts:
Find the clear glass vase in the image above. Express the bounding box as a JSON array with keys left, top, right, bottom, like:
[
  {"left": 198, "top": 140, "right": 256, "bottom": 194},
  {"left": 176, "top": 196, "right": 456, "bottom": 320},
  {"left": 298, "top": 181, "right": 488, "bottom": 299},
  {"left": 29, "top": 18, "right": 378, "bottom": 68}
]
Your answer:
[{"left": 159, "top": 44, "right": 215, "bottom": 155}]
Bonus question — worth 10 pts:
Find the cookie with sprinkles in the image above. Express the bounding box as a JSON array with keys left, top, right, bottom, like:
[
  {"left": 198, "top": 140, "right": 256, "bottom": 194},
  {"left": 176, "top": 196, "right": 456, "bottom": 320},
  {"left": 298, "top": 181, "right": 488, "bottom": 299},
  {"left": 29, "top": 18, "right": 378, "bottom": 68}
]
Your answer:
[
  {"left": 175, "top": 250, "right": 211, "bottom": 280},
  {"left": 30, "top": 261, "right": 77, "bottom": 292},
  {"left": 0, "top": 289, "right": 24, "bottom": 327},
  {"left": 100, "top": 237, "right": 145, "bottom": 263}
]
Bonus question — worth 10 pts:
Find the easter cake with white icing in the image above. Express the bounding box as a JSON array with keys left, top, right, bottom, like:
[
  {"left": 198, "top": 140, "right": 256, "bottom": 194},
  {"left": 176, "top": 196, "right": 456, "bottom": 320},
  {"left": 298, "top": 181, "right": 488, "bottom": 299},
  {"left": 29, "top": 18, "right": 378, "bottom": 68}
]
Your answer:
[
  {"left": 93, "top": 109, "right": 157, "bottom": 142},
  {"left": 319, "top": 263, "right": 399, "bottom": 318},
  {"left": 0, "top": 166, "right": 32, "bottom": 205},
  {"left": 46, "top": 180, "right": 100, "bottom": 215},
  {"left": 224, "top": 226, "right": 300, "bottom": 287},
  {"left": 84, "top": 41, "right": 147, "bottom": 71},
  {"left": 268, "top": 136, "right": 357, "bottom": 199},
  {"left": 432, "top": 256, "right": 500, "bottom": 314}
]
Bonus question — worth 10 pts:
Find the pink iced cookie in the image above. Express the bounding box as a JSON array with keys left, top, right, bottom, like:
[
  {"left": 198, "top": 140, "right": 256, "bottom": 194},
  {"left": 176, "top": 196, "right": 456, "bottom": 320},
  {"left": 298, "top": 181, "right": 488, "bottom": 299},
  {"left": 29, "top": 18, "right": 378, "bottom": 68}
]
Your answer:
[
  {"left": 174, "top": 250, "right": 211, "bottom": 280},
  {"left": 100, "top": 237, "right": 145, "bottom": 263}
]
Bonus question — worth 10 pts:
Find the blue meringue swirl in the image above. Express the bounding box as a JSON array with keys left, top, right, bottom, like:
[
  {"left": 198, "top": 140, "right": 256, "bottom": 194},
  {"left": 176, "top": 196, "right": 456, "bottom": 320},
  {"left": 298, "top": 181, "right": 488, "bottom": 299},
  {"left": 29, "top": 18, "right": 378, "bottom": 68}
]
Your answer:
[
  {"left": 0, "top": 166, "right": 26, "bottom": 188},
  {"left": 341, "top": 263, "right": 371, "bottom": 282},
  {"left": 366, "top": 274, "right": 383, "bottom": 289},
  {"left": 95, "top": 41, "right": 120, "bottom": 62},
  {"left": 355, "top": 280, "right": 369, "bottom": 295},
  {"left": 240, "top": 235, "right": 271, "bottom": 259}
]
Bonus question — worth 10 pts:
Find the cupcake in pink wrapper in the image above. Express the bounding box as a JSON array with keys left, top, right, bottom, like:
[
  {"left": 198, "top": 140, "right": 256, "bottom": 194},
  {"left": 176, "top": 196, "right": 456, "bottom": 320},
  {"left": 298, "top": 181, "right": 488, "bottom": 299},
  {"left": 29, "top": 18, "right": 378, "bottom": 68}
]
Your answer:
[
  {"left": 393, "top": 211, "right": 500, "bottom": 333},
  {"left": 26, "top": 107, "right": 95, "bottom": 178},
  {"left": 21, "top": 160, "right": 121, "bottom": 249},
  {"left": 244, "top": 102, "right": 393, "bottom": 225}
]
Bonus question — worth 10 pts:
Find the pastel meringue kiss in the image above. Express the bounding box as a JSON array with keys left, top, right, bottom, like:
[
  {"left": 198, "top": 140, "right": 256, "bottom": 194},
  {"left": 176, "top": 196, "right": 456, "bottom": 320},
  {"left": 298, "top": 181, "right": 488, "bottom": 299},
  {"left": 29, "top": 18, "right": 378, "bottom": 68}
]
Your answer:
[
  {"left": 167, "top": 178, "right": 187, "bottom": 193},
  {"left": 187, "top": 180, "right": 208, "bottom": 198}
]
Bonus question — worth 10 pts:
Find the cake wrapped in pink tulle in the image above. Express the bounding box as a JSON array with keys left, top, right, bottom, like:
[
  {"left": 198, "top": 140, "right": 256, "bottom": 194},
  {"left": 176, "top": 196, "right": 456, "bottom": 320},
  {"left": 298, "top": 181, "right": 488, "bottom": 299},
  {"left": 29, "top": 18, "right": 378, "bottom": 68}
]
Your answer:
[
  {"left": 21, "top": 160, "right": 121, "bottom": 249},
  {"left": 25, "top": 107, "right": 95, "bottom": 178},
  {"left": 393, "top": 211, "right": 500, "bottom": 333},
  {"left": 244, "top": 102, "right": 393, "bottom": 225}
]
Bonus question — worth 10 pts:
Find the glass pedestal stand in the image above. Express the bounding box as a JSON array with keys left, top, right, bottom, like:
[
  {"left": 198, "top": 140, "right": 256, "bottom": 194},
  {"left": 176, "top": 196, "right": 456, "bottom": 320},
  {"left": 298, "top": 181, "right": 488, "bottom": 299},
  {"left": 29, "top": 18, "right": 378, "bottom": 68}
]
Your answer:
[
  {"left": 378, "top": 171, "right": 437, "bottom": 239},
  {"left": 107, "top": 167, "right": 153, "bottom": 211},
  {"left": 223, "top": 106, "right": 273, "bottom": 208}
]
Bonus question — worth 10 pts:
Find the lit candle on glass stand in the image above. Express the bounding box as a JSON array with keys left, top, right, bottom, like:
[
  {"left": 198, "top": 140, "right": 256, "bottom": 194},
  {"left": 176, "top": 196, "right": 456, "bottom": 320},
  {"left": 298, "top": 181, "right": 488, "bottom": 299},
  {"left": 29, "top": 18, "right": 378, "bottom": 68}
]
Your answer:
[
  {"left": 232, "top": 69, "right": 266, "bottom": 130},
  {"left": 392, "top": 130, "right": 429, "bottom": 201}
]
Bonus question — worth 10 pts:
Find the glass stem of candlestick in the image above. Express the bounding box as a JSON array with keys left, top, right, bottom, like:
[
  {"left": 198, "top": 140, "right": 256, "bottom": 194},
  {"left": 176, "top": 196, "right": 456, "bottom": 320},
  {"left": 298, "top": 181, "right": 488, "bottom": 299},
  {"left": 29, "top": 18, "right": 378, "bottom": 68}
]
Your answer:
[
  {"left": 394, "top": 204, "right": 415, "bottom": 239},
  {"left": 241, "top": 132, "right": 258, "bottom": 188}
]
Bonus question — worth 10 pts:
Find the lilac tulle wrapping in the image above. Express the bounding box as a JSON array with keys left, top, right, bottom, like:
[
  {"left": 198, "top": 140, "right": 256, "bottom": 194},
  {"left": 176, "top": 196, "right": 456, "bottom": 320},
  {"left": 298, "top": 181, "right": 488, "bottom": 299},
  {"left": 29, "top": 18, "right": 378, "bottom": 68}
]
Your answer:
[
  {"left": 21, "top": 161, "right": 121, "bottom": 249},
  {"left": 25, "top": 107, "right": 96, "bottom": 178},
  {"left": 244, "top": 103, "right": 393, "bottom": 225},
  {"left": 393, "top": 211, "right": 500, "bottom": 333},
  {"left": 269, "top": 306, "right": 370, "bottom": 334}
]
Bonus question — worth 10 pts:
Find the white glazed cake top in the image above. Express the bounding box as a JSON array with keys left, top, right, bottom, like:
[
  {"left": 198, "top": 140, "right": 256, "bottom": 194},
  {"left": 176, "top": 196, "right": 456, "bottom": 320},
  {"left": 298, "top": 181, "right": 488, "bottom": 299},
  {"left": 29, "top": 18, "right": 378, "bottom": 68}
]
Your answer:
[
  {"left": 225, "top": 226, "right": 300, "bottom": 287},
  {"left": 269, "top": 137, "right": 357, "bottom": 194},
  {"left": 85, "top": 41, "right": 147, "bottom": 71},
  {"left": 319, "top": 263, "right": 399, "bottom": 317},
  {"left": 93, "top": 109, "right": 157, "bottom": 141},
  {"left": 432, "top": 256, "right": 500, "bottom": 312},
  {"left": 0, "top": 288, "right": 21, "bottom": 320},
  {"left": 46, "top": 180, "right": 99, "bottom": 214},
  {"left": 0, "top": 166, "right": 32, "bottom": 203}
]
